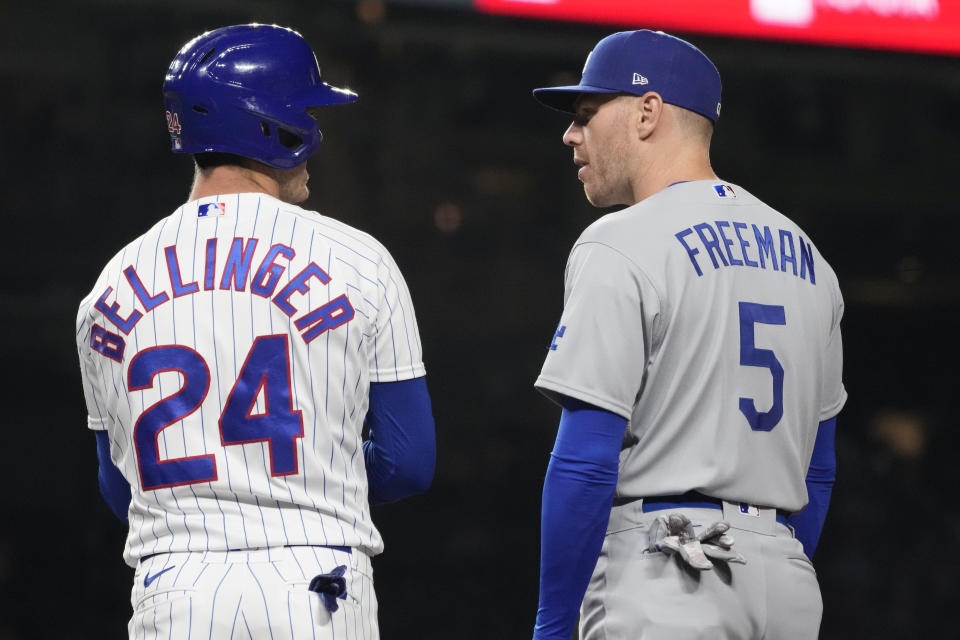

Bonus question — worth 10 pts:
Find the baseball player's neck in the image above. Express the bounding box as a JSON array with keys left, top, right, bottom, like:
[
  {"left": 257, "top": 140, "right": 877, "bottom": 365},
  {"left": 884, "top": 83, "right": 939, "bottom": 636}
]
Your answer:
[
  {"left": 626, "top": 105, "right": 716, "bottom": 204},
  {"left": 188, "top": 161, "right": 310, "bottom": 205},
  {"left": 631, "top": 144, "right": 715, "bottom": 204}
]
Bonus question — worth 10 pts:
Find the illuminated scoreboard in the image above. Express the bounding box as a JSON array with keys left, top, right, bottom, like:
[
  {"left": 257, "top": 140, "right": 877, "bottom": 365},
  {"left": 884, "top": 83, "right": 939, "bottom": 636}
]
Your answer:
[{"left": 473, "top": 0, "right": 960, "bottom": 55}]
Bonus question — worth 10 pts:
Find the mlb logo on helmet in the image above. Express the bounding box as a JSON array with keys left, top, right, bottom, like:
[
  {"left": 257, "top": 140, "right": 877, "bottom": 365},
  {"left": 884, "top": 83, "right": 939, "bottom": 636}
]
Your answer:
[{"left": 198, "top": 202, "right": 227, "bottom": 217}]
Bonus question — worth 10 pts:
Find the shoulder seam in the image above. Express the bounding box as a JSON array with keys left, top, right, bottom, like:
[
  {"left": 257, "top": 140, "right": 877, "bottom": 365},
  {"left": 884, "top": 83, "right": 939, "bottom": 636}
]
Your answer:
[{"left": 571, "top": 240, "right": 666, "bottom": 348}]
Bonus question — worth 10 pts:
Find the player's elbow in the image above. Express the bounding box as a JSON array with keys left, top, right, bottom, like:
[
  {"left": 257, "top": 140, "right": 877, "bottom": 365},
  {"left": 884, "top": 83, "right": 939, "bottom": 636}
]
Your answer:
[
  {"left": 395, "top": 410, "right": 437, "bottom": 496},
  {"left": 409, "top": 451, "right": 436, "bottom": 494},
  {"left": 394, "top": 442, "right": 436, "bottom": 496},
  {"left": 369, "top": 442, "right": 435, "bottom": 504}
]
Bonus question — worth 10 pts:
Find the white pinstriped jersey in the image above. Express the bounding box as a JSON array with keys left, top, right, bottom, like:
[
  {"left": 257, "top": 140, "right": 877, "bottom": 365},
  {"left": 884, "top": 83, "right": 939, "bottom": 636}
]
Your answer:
[
  {"left": 537, "top": 181, "right": 846, "bottom": 513},
  {"left": 76, "top": 193, "right": 425, "bottom": 567}
]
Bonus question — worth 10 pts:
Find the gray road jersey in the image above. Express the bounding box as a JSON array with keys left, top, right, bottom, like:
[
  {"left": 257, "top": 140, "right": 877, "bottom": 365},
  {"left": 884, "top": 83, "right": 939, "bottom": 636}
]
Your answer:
[{"left": 536, "top": 180, "right": 846, "bottom": 512}]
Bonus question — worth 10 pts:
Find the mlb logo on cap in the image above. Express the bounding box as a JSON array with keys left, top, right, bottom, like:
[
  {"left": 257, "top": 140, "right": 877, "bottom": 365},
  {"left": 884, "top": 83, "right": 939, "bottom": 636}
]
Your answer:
[{"left": 198, "top": 202, "right": 227, "bottom": 217}]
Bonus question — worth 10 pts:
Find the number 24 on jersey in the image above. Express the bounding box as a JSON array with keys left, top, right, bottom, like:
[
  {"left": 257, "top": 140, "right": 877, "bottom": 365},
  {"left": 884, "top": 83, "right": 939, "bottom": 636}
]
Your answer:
[{"left": 129, "top": 335, "right": 303, "bottom": 491}]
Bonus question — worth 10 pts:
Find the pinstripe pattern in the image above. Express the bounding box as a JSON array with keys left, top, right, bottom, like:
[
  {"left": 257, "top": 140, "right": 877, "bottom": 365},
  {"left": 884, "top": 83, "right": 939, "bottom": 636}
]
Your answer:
[
  {"left": 129, "top": 548, "right": 377, "bottom": 639},
  {"left": 76, "top": 193, "right": 424, "bottom": 575}
]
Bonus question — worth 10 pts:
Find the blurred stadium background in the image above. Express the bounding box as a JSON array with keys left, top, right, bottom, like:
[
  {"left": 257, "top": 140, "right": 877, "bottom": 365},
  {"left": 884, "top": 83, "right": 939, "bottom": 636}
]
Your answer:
[{"left": 1, "top": 0, "right": 957, "bottom": 637}]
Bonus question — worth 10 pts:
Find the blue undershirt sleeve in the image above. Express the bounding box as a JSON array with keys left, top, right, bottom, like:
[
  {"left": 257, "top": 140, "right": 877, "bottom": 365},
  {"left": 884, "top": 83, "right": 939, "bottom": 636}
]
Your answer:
[
  {"left": 788, "top": 416, "right": 838, "bottom": 559},
  {"left": 533, "top": 397, "right": 626, "bottom": 640},
  {"left": 362, "top": 377, "right": 436, "bottom": 506},
  {"left": 95, "top": 430, "right": 131, "bottom": 522}
]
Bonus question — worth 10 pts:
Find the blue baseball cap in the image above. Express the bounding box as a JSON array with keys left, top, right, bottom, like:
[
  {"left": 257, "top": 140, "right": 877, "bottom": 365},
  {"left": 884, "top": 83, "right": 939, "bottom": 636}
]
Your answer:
[{"left": 533, "top": 30, "right": 722, "bottom": 123}]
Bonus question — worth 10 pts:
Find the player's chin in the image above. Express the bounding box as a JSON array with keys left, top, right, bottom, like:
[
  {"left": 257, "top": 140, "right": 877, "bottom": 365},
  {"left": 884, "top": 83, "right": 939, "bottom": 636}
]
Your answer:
[{"left": 583, "top": 186, "right": 611, "bottom": 208}]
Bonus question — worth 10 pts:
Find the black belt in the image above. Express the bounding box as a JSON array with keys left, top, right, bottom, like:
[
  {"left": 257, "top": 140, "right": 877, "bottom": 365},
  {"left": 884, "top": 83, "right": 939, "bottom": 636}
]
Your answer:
[{"left": 633, "top": 491, "right": 790, "bottom": 526}]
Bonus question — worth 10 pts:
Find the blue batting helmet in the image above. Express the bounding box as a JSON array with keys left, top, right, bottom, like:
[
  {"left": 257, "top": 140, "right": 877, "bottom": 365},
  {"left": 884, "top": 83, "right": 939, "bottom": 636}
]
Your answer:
[{"left": 162, "top": 24, "right": 358, "bottom": 169}]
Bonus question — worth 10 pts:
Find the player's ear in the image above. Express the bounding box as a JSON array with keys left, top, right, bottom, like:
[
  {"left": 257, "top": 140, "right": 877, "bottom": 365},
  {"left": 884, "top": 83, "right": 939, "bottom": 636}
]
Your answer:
[{"left": 636, "top": 91, "right": 663, "bottom": 140}]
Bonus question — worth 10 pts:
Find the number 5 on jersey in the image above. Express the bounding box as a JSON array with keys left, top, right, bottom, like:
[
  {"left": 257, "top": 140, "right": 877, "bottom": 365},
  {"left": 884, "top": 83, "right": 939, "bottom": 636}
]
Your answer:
[
  {"left": 129, "top": 335, "right": 303, "bottom": 490},
  {"left": 738, "top": 301, "right": 786, "bottom": 432}
]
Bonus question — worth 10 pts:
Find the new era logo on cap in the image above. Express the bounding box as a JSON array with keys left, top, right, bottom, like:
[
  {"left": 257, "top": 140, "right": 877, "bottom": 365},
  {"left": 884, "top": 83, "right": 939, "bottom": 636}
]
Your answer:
[{"left": 632, "top": 73, "right": 648, "bottom": 85}]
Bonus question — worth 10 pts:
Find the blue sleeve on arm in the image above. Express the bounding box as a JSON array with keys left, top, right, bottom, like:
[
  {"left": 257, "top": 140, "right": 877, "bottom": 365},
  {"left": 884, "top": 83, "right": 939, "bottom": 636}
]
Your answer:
[
  {"left": 362, "top": 377, "right": 436, "bottom": 506},
  {"left": 534, "top": 398, "right": 625, "bottom": 640},
  {"left": 788, "top": 416, "right": 837, "bottom": 559},
  {"left": 95, "top": 430, "right": 131, "bottom": 522}
]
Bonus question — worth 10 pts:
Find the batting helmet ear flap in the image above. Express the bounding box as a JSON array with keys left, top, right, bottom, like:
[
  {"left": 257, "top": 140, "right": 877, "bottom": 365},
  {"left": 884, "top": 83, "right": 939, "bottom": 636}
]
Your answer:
[
  {"left": 277, "top": 128, "right": 302, "bottom": 150},
  {"left": 163, "top": 24, "right": 357, "bottom": 169}
]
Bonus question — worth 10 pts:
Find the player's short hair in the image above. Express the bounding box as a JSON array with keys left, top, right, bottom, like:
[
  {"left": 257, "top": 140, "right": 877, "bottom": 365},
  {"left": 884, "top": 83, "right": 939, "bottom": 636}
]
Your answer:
[
  {"left": 193, "top": 152, "right": 249, "bottom": 171},
  {"left": 671, "top": 105, "right": 714, "bottom": 147}
]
